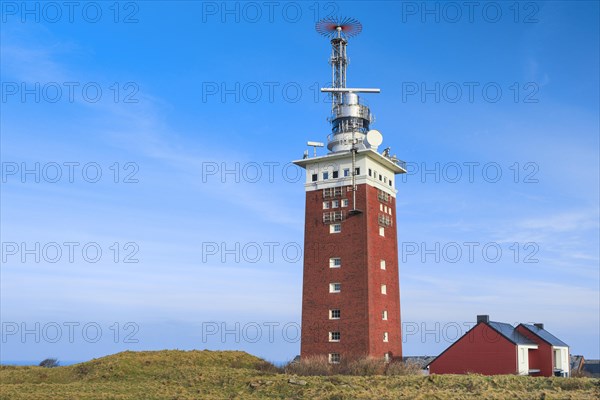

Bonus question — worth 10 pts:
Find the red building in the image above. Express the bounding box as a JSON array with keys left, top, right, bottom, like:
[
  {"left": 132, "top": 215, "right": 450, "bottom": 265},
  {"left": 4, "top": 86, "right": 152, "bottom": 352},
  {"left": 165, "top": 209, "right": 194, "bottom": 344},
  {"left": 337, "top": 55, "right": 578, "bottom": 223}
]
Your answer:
[
  {"left": 293, "top": 19, "right": 406, "bottom": 363},
  {"left": 428, "top": 315, "right": 570, "bottom": 376}
]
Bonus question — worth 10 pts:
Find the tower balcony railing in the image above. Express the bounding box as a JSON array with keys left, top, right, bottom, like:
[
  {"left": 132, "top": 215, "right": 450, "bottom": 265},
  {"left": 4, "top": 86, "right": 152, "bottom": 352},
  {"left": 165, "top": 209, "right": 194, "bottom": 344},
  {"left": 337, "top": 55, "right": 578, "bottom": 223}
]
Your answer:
[
  {"left": 323, "top": 211, "right": 345, "bottom": 224},
  {"left": 377, "top": 190, "right": 390, "bottom": 203},
  {"left": 326, "top": 133, "right": 365, "bottom": 147},
  {"left": 378, "top": 214, "right": 393, "bottom": 227},
  {"left": 323, "top": 187, "right": 345, "bottom": 198},
  {"left": 329, "top": 103, "right": 373, "bottom": 122}
]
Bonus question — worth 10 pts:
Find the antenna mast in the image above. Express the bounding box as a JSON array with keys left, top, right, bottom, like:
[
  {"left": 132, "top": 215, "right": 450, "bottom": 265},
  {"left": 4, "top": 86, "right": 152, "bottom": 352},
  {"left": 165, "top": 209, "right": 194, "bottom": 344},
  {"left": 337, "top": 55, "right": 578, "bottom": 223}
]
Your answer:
[{"left": 316, "top": 16, "right": 379, "bottom": 213}]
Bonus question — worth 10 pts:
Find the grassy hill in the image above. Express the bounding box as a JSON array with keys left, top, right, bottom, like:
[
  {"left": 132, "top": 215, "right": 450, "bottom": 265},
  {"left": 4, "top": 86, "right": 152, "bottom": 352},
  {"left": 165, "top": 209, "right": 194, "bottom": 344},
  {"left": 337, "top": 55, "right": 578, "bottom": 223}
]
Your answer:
[{"left": 1, "top": 350, "right": 598, "bottom": 399}]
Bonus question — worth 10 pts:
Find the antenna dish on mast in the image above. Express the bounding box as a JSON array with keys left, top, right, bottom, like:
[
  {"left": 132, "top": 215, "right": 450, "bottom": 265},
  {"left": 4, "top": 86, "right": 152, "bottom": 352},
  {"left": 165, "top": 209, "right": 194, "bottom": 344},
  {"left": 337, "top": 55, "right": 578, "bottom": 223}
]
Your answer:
[
  {"left": 365, "top": 130, "right": 383, "bottom": 148},
  {"left": 315, "top": 16, "right": 363, "bottom": 38}
]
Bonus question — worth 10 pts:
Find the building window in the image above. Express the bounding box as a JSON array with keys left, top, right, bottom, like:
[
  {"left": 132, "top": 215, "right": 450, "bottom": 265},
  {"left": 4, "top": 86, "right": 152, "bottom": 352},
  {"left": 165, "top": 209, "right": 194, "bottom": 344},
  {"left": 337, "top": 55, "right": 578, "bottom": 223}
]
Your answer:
[
  {"left": 341, "top": 199, "right": 349, "bottom": 207},
  {"left": 332, "top": 200, "right": 339, "bottom": 208},
  {"left": 381, "top": 284, "right": 387, "bottom": 295},
  {"left": 382, "top": 310, "right": 388, "bottom": 320},
  {"left": 368, "top": 168, "right": 372, "bottom": 177},
  {"left": 329, "top": 331, "right": 341, "bottom": 342},
  {"left": 329, "top": 257, "right": 341, "bottom": 268},
  {"left": 329, "top": 283, "right": 341, "bottom": 293},
  {"left": 380, "top": 204, "right": 383, "bottom": 211},
  {"left": 311, "top": 174, "right": 318, "bottom": 182},
  {"left": 343, "top": 168, "right": 350, "bottom": 177},
  {"left": 355, "top": 167, "right": 360, "bottom": 176},
  {"left": 323, "top": 201, "right": 330, "bottom": 209},
  {"left": 384, "top": 353, "right": 390, "bottom": 362},
  {"left": 333, "top": 170, "right": 339, "bottom": 179},
  {"left": 388, "top": 208, "right": 392, "bottom": 216},
  {"left": 329, "top": 353, "right": 340, "bottom": 364},
  {"left": 389, "top": 180, "right": 393, "bottom": 187},
  {"left": 330, "top": 224, "right": 342, "bottom": 234},
  {"left": 329, "top": 309, "right": 341, "bottom": 319},
  {"left": 384, "top": 205, "right": 388, "bottom": 213},
  {"left": 379, "top": 226, "right": 385, "bottom": 236},
  {"left": 323, "top": 171, "right": 329, "bottom": 180},
  {"left": 383, "top": 332, "right": 389, "bottom": 342},
  {"left": 379, "top": 174, "right": 382, "bottom": 181},
  {"left": 384, "top": 176, "right": 387, "bottom": 183},
  {"left": 380, "top": 260, "right": 386, "bottom": 270}
]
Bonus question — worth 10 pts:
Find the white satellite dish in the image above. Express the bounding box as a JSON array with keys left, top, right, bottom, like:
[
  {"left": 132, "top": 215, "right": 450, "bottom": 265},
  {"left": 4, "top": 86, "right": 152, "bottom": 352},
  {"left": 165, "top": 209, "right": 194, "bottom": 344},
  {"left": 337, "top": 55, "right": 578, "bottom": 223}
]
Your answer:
[{"left": 365, "top": 130, "right": 383, "bottom": 148}]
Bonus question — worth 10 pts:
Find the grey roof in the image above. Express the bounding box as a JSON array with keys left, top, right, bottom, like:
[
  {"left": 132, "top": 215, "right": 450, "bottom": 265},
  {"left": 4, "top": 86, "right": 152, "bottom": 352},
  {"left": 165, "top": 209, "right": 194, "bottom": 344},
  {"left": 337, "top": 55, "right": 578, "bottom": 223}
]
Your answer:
[
  {"left": 582, "top": 360, "right": 600, "bottom": 377},
  {"left": 520, "top": 324, "right": 569, "bottom": 347},
  {"left": 488, "top": 322, "right": 538, "bottom": 346},
  {"left": 402, "top": 356, "right": 436, "bottom": 369}
]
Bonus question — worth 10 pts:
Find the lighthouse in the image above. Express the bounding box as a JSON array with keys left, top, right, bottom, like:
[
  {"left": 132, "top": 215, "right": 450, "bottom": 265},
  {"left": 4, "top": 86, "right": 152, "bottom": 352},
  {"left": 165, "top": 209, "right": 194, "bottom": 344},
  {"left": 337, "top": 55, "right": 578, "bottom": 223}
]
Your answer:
[{"left": 293, "top": 17, "right": 407, "bottom": 363}]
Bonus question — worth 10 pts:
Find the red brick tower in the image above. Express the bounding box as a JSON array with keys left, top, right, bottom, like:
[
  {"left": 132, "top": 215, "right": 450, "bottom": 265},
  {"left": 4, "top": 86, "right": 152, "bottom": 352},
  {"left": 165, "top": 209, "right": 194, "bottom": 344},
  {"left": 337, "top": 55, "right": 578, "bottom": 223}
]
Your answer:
[{"left": 294, "top": 18, "right": 406, "bottom": 363}]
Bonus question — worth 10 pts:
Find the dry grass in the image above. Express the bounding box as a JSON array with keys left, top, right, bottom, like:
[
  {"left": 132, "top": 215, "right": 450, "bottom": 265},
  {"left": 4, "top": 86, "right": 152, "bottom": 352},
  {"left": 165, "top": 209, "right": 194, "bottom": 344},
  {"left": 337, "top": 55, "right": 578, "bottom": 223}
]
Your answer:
[
  {"left": 1, "top": 350, "right": 598, "bottom": 400},
  {"left": 284, "top": 355, "right": 421, "bottom": 376}
]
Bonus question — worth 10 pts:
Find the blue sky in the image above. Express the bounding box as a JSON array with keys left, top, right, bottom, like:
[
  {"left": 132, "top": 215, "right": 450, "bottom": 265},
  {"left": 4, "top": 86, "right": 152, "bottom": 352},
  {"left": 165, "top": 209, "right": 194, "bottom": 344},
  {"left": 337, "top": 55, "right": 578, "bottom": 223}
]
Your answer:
[{"left": 1, "top": 1, "right": 598, "bottom": 364}]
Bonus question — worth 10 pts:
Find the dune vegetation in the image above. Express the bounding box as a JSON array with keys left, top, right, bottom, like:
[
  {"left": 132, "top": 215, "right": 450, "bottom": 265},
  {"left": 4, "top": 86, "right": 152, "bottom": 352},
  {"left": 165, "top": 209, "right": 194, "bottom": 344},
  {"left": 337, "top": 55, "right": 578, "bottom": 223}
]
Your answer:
[{"left": 1, "top": 350, "right": 598, "bottom": 399}]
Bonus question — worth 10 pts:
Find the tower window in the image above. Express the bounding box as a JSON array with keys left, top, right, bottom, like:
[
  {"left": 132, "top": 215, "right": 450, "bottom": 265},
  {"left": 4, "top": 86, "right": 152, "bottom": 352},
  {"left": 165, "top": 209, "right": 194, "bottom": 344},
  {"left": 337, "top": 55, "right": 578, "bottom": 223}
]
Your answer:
[
  {"left": 329, "top": 283, "right": 341, "bottom": 293},
  {"left": 341, "top": 199, "right": 349, "bottom": 207},
  {"left": 329, "top": 331, "right": 340, "bottom": 342},
  {"left": 329, "top": 353, "right": 340, "bottom": 364},
  {"left": 379, "top": 174, "right": 382, "bottom": 181},
  {"left": 382, "top": 310, "right": 388, "bottom": 320},
  {"left": 380, "top": 204, "right": 383, "bottom": 211},
  {"left": 329, "top": 257, "right": 341, "bottom": 268},
  {"left": 344, "top": 168, "right": 350, "bottom": 177},
  {"left": 355, "top": 167, "right": 360, "bottom": 175},
  {"left": 368, "top": 168, "right": 372, "bottom": 177},
  {"left": 332, "top": 200, "right": 339, "bottom": 208},
  {"left": 383, "top": 332, "right": 389, "bottom": 342},
  {"left": 333, "top": 170, "right": 339, "bottom": 179},
  {"left": 330, "top": 224, "right": 342, "bottom": 233},
  {"left": 379, "top": 226, "right": 385, "bottom": 236},
  {"left": 380, "top": 260, "right": 386, "bottom": 270},
  {"left": 329, "top": 309, "right": 341, "bottom": 319},
  {"left": 381, "top": 284, "right": 387, "bottom": 295},
  {"left": 389, "top": 180, "right": 393, "bottom": 187},
  {"left": 323, "top": 171, "right": 329, "bottom": 180},
  {"left": 312, "top": 174, "right": 318, "bottom": 182},
  {"left": 323, "top": 201, "right": 330, "bottom": 209}
]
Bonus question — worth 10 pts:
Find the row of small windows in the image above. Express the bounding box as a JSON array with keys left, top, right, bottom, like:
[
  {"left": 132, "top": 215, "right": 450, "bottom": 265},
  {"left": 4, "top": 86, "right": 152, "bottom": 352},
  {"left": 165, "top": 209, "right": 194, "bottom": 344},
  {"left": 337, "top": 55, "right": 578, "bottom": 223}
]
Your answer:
[
  {"left": 323, "top": 199, "right": 349, "bottom": 209},
  {"left": 311, "top": 168, "right": 393, "bottom": 187},
  {"left": 379, "top": 204, "right": 392, "bottom": 215},
  {"left": 312, "top": 168, "right": 360, "bottom": 182},
  {"left": 368, "top": 168, "right": 393, "bottom": 187}
]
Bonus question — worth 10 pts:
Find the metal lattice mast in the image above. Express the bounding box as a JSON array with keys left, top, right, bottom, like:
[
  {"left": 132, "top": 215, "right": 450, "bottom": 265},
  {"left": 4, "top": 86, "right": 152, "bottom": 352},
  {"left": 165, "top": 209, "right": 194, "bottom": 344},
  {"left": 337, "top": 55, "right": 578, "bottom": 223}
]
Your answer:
[{"left": 330, "top": 28, "right": 347, "bottom": 110}]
